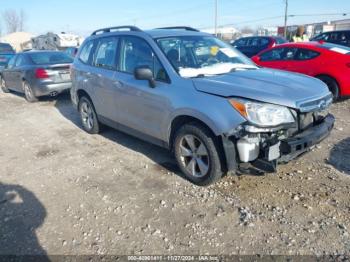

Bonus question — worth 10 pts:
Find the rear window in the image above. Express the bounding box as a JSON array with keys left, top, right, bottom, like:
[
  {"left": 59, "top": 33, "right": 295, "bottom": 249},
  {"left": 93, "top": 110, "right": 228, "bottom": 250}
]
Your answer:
[
  {"left": 319, "top": 43, "right": 350, "bottom": 54},
  {"left": 29, "top": 52, "right": 73, "bottom": 65},
  {"left": 0, "top": 43, "right": 14, "bottom": 53},
  {"left": 0, "top": 54, "right": 14, "bottom": 66}
]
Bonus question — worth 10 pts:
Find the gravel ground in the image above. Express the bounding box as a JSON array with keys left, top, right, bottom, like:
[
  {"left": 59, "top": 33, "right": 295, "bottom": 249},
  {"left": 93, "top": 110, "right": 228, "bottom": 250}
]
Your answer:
[{"left": 0, "top": 91, "right": 349, "bottom": 256}]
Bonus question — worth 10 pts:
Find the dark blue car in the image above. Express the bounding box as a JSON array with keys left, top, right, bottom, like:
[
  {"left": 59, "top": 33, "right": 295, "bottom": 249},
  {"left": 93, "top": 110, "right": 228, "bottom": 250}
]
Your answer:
[{"left": 232, "top": 36, "right": 288, "bottom": 58}]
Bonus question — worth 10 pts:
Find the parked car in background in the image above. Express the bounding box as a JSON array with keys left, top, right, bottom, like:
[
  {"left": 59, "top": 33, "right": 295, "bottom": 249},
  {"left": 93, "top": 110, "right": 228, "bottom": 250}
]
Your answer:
[
  {"left": 71, "top": 26, "right": 334, "bottom": 186},
  {"left": 0, "top": 50, "right": 73, "bottom": 102},
  {"left": 252, "top": 42, "right": 350, "bottom": 100},
  {"left": 311, "top": 30, "right": 350, "bottom": 48},
  {"left": 0, "top": 43, "right": 16, "bottom": 71},
  {"left": 64, "top": 47, "right": 78, "bottom": 58},
  {"left": 0, "top": 43, "right": 15, "bottom": 54},
  {"left": 0, "top": 53, "right": 15, "bottom": 71},
  {"left": 231, "top": 36, "right": 288, "bottom": 57}
]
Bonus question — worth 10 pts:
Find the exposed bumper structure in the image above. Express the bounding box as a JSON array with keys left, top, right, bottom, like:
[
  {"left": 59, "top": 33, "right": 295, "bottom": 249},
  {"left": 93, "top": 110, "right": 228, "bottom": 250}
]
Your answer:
[
  {"left": 279, "top": 114, "right": 335, "bottom": 162},
  {"left": 222, "top": 114, "right": 335, "bottom": 173}
]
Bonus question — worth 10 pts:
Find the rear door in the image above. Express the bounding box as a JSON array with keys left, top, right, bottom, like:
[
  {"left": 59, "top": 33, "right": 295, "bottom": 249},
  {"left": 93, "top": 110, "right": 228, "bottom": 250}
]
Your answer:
[
  {"left": 88, "top": 36, "right": 119, "bottom": 121},
  {"left": 11, "top": 54, "right": 27, "bottom": 91}
]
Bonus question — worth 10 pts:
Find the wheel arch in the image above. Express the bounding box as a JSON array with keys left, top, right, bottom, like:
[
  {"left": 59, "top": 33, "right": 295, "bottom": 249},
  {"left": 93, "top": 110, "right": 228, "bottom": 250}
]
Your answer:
[
  {"left": 168, "top": 114, "right": 221, "bottom": 150},
  {"left": 77, "top": 89, "right": 93, "bottom": 103},
  {"left": 314, "top": 74, "right": 340, "bottom": 97}
]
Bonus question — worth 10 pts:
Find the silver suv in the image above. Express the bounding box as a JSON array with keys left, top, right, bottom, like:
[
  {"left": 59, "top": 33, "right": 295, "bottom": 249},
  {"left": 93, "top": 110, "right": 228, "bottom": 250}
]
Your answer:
[{"left": 71, "top": 26, "right": 335, "bottom": 186}]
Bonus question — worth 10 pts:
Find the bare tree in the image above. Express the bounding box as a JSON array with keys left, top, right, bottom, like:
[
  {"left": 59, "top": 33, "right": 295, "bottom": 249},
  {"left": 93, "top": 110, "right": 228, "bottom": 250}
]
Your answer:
[{"left": 2, "top": 9, "right": 27, "bottom": 33}]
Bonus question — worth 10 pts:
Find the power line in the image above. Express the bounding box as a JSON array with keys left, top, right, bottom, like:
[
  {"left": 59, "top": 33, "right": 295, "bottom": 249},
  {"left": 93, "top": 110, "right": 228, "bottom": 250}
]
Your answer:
[{"left": 211, "top": 12, "right": 350, "bottom": 28}]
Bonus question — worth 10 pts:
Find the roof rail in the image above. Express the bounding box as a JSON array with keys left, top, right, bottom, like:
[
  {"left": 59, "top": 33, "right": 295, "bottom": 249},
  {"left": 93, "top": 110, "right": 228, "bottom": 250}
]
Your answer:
[
  {"left": 91, "top": 26, "right": 142, "bottom": 36},
  {"left": 155, "top": 26, "right": 200, "bottom": 32}
]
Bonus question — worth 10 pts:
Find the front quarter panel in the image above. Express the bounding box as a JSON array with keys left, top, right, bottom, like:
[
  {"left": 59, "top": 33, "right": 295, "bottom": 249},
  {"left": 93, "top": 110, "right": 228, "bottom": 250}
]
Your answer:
[{"left": 164, "top": 80, "right": 247, "bottom": 142}]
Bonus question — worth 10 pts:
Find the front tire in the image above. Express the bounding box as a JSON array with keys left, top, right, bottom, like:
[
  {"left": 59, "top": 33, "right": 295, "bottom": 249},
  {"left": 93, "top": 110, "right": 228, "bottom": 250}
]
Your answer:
[
  {"left": 317, "top": 76, "right": 339, "bottom": 101},
  {"left": 0, "top": 76, "right": 9, "bottom": 93},
  {"left": 78, "top": 96, "right": 100, "bottom": 134},
  {"left": 174, "top": 122, "right": 223, "bottom": 186},
  {"left": 23, "top": 81, "right": 38, "bottom": 102}
]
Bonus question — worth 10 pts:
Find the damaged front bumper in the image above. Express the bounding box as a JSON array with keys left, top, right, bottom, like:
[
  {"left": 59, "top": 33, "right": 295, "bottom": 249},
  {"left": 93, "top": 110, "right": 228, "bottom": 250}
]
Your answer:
[{"left": 222, "top": 114, "right": 335, "bottom": 173}]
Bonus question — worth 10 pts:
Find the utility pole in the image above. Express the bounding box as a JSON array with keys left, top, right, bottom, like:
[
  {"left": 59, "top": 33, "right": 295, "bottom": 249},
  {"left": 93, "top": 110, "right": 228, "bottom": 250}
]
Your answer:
[
  {"left": 214, "top": 0, "right": 218, "bottom": 36},
  {"left": 284, "top": 0, "right": 288, "bottom": 38}
]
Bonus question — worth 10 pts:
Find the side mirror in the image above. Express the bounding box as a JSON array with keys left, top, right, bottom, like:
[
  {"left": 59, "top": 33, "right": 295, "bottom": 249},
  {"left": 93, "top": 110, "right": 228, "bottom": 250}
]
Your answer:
[{"left": 134, "top": 66, "right": 156, "bottom": 88}]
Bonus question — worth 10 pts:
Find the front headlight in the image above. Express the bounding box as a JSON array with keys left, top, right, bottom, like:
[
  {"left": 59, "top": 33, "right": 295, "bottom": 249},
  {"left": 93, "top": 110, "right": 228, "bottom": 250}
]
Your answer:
[{"left": 229, "top": 98, "right": 295, "bottom": 127}]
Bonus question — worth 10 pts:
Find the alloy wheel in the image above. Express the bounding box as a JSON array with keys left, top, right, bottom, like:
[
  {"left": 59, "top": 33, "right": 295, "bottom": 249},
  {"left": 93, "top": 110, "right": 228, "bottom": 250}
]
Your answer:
[
  {"left": 80, "top": 101, "right": 94, "bottom": 130},
  {"left": 179, "top": 134, "right": 210, "bottom": 178}
]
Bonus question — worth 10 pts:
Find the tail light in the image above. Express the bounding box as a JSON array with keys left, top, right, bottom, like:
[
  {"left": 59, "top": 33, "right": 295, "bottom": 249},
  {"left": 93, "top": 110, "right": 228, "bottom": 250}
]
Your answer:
[{"left": 35, "top": 68, "right": 49, "bottom": 79}]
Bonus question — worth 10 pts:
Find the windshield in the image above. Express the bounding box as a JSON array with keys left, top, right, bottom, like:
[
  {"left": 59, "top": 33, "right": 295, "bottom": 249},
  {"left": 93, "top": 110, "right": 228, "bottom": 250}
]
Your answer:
[
  {"left": 156, "top": 35, "right": 257, "bottom": 78},
  {"left": 29, "top": 52, "right": 73, "bottom": 65}
]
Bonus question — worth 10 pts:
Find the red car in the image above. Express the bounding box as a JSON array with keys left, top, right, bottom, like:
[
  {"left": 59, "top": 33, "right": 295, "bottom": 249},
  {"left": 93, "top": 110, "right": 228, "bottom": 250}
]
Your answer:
[{"left": 252, "top": 42, "right": 350, "bottom": 99}]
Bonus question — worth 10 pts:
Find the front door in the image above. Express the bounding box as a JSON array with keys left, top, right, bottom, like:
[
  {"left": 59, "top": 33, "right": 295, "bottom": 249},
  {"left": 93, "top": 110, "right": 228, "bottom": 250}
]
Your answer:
[{"left": 113, "top": 36, "right": 171, "bottom": 140}]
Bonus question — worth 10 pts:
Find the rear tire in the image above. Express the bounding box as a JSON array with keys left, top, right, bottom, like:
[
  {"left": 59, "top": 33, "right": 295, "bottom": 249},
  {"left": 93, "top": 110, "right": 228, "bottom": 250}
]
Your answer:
[
  {"left": 173, "top": 122, "right": 223, "bottom": 186},
  {"left": 0, "top": 76, "right": 9, "bottom": 93},
  {"left": 78, "top": 96, "right": 100, "bottom": 134},
  {"left": 317, "top": 76, "right": 339, "bottom": 101},
  {"left": 23, "top": 81, "right": 38, "bottom": 103}
]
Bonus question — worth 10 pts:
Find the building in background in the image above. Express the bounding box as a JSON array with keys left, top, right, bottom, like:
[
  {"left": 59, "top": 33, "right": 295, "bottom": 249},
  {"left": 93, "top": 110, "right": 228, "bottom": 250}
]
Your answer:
[
  {"left": 278, "top": 18, "right": 350, "bottom": 40},
  {"left": 257, "top": 27, "right": 278, "bottom": 36},
  {"left": 202, "top": 26, "right": 239, "bottom": 41},
  {"left": 0, "top": 32, "right": 34, "bottom": 52}
]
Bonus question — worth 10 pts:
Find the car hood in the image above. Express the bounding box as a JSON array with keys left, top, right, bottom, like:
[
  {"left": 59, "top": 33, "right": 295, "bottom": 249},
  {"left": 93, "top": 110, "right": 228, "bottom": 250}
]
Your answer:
[{"left": 192, "top": 68, "right": 331, "bottom": 109}]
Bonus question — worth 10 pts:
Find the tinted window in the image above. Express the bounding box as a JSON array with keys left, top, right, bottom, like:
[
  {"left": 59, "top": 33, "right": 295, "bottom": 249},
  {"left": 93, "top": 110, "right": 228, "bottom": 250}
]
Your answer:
[
  {"left": 295, "top": 48, "right": 320, "bottom": 60},
  {"left": 313, "top": 33, "right": 329, "bottom": 41},
  {"left": 0, "top": 43, "right": 14, "bottom": 53},
  {"left": 120, "top": 36, "right": 168, "bottom": 81},
  {"left": 0, "top": 54, "right": 14, "bottom": 66},
  {"left": 260, "top": 48, "right": 285, "bottom": 61},
  {"left": 29, "top": 52, "right": 73, "bottom": 65},
  {"left": 233, "top": 38, "right": 247, "bottom": 47},
  {"left": 79, "top": 40, "right": 95, "bottom": 65},
  {"left": 260, "top": 38, "right": 270, "bottom": 46},
  {"left": 275, "top": 37, "right": 288, "bottom": 45},
  {"left": 15, "top": 55, "right": 26, "bottom": 67},
  {"left": 260, "top": 47, "right": 297, "bottom": 61},
  {"left": 93, "top": 37, "right": 118, "bottom": 70},
  {"left": 7, "top": 55, "right": 16, "bottom": 69}
]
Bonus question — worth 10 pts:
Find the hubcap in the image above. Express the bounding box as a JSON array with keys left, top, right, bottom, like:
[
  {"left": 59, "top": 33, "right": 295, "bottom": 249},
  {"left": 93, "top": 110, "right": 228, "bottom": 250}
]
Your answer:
[
  {"left": 179, "top": 135, "right": 209, "bottom": 178},
  {"left": 81, "top": 102, "right": 94, "bottom": 130}
]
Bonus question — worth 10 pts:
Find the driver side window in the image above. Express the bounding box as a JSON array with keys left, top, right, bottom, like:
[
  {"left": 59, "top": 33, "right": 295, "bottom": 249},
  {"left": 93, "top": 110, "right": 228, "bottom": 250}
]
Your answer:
[
  {"left": 260, "top": 48, "right": 285, "bottom": 61},
  {"left": 119, "top": 36, "right": 169, "bottom": 82}
]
